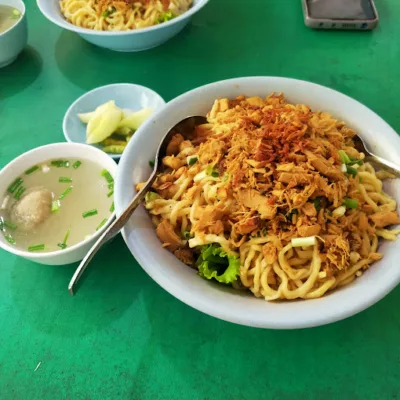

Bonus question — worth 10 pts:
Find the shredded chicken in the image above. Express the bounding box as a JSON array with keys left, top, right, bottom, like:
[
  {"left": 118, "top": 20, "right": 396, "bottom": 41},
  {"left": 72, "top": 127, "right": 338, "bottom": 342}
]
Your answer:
[
  {"left": 369, "top": 211, "right": 400, "bottom": 228},
  {"left": 156, "top": 220, "right": 182, "bottom": 252},
  {"left": 142, "top": 93, "right": 400, "bottom": 300}
]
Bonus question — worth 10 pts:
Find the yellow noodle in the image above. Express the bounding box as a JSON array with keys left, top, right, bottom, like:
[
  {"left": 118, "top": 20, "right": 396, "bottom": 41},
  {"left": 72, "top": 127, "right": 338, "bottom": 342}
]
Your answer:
[
  {"left": 143, "top": 94, "right": 400, "bottom": 301},
  {"left": 60, "top": 0, "right": 192, "bottom": 31}
]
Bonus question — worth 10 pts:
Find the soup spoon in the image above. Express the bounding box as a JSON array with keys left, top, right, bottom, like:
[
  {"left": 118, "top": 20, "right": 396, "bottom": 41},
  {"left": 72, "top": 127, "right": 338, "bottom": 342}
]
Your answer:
[{"left": 68, "top": 115, "right": 207, "bottom": 295}]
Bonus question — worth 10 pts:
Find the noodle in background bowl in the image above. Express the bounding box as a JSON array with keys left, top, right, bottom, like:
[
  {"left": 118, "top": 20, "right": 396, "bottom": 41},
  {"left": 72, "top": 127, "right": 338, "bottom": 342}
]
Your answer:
[
  {"left": 115, "top": 77, "right": 400, "bottom": 329},
  {"left": 36, "top": 0, "right": 209, "bottom": 52}
]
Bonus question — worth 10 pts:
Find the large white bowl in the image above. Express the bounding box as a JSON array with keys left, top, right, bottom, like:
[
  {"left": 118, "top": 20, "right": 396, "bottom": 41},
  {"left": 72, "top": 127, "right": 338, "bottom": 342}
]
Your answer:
[
  {"left": 36, "top": 0, "right": 209, "bottom": 52},
  {"left": 114, "top": 77, "right": 400, "bottom": 329},
  {"left": 0, "top": 143, "right": 117, "bottom": 265}
]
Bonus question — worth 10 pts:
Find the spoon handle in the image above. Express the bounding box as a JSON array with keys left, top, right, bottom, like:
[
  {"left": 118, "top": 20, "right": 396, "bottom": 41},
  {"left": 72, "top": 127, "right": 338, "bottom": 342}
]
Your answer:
[
  {"left": 366, "top": 154, "right": 400, "bottom": 177},
  {"left": 68, "top": 172, "right": 156, "bottom": 295}
]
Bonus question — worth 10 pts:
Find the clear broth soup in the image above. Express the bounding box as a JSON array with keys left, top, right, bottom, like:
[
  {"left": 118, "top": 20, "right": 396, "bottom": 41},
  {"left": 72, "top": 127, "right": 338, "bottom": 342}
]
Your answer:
[
  {"left": 0, "top": 159, "right": 114, "bottom": 253},
  {"left": 0, "top": 5, "right": 21, "bottom": 34}
]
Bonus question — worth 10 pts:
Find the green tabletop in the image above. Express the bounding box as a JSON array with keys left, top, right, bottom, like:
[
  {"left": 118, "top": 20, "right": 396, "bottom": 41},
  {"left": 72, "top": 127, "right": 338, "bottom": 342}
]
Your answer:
[{"left": 1, "top": 1, "right": 400, "bottom": 399}]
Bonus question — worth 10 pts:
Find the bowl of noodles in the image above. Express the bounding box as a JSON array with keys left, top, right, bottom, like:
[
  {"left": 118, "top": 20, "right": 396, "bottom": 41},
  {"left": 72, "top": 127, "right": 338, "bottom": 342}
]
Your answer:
[
  {"left": 114, "top": 77, "right": 400, "bottom": 329},
  {"left": 36, "top": 0, "right": 208, "bottom": 52}
]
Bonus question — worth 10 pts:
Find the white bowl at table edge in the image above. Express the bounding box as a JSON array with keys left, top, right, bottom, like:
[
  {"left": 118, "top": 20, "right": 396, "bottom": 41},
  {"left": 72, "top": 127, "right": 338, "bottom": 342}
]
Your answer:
[
  {"left": 36, "top": 0, "right": 209, "bottom": 52},
  {"left": 114, "top": 76, "right": 400, "bottom": 329},
  {"left": 0, "top": 143, "right": 117, "bottom": 265},
  {"left": 63, "top": 83, "right": 166, "bottom": 160}
]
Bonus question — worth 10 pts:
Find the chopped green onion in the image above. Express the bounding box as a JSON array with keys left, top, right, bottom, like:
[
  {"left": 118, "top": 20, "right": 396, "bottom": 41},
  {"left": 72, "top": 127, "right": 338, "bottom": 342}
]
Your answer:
[
  {"left": 194, "top": 170, "right": 207, "bottom": 182},
  {"left": 101, "top": 169, "right": 114, "bottom": 184},
  {"left": 14, "top": 186, "right": 25, "bottom": 200},
  {"left": 12, "top": 9, "right": 20, "bottom": 18},
  {"left": 338, "top": 150, "right": 351, "bottom": 164},
  {"left": 102, "top": 6, "right": 116, "bottom": 18},
  {"left": 28, "top": 244, "right": 45, "bottom": 252},
  {"left": 286, "top": 208, "right": 298, "bottom": 220},
  {"left": 108, "top": 183, "right": 114, "bottom": 190},
  {"left": 59, "top": 177, "right": 72, "bottom": 183},
  {"left": 5, "top": 234, "right": 16, "bottom": 245},
  {"left": 63, "top": 228, "right": 71, "bottom": 243},
  {"left": 262, "top": 228, "right": 268, "bottom": 236},
  {"left": 332, "top": 206, "right": 346, "bottom": 217},
  {"left": 313, "top": 197, "right": 322, "bottom": 212},
  {"left": 4, "top": 221, "right": 16, "bottom": 230},
  {"left": 291, "top": 236, "right": 316, "bottom": 247},
  {"left": 346, "top": 166, "right": 358, "bottom": 177},
  {"left": 157, "top": 10, "right": 175, "bottom": 24},
  {"left": 206, "top": 166, "right": 219, "bottom": 178},
  {"left": 187, "top": 156, "right": 198, "bottom": 166},
  {"left": 359, "top": 176, "right": 363, "bottom": 183},
  {"left": 72, "top": 161, "right": 82, "bottom": 169},
  {"left": 107, "top": 190, "right": 114, "bottom": 198},
  {"left": 58, "top": 228, "right": 70, "bottom": 249},
  {"left": 103, "top": 145, "right": 125, "bottom": 154},
  {"left": 59, "top": 186, "right": 73, "bottom": 200},
  {"left": 96, "top": 219, "right": 108, "bottom": 231},
  {"left": 182, "top": 231, "right": 191, "bottom": 239},
  {"left": 51, "top": 200, "right": 61, "bottom": 213},
  {"left": 0, "top": 220, "right": 3, "bottom": 231},
  {"left": 149, "top": 160, "right": 155, "bottom": 168},
  {"left": 25, "top": 166, "right": 39, "bottom": 175},
  {"left": 145, "top": 192, "right": 160, "bottom": 202},
  {"left": 82, "top": 209, "right": 98, "bottom": 218},
  {"left": 7, "top": 178, "right": 23, "bottom": 194},
  {"left": 51, "top": 160, "right": 70, "bottom": 168},
  {"left": 347, "top": 159, "right": 364, "bottom": 166},
  {"left": 110, "top": 202, "right": 115, "bottom": 213},
  {"left": 343, "top": 198, "right": 358, "bottom": 209}
]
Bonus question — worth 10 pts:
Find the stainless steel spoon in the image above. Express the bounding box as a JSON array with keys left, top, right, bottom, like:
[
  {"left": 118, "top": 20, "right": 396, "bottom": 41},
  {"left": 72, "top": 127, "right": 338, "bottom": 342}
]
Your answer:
[
  {"left": 353, "top": 135, "right": 400, "bottom": 177},
  {"left": 68, "top": 115, "right": 207, "bottom": 295}
]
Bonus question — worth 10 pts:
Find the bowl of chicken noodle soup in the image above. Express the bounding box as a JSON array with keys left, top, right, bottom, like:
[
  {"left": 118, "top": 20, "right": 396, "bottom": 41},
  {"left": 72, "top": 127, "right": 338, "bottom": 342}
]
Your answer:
[
  {"left": 0, "top": 143, "right": 117, "bottom": 265},
  {"left": 36, "top": 0, "right": 209, "bottom": 51},
  {"left": 115, "top": 77, "right": 400, "bottom": 329}
]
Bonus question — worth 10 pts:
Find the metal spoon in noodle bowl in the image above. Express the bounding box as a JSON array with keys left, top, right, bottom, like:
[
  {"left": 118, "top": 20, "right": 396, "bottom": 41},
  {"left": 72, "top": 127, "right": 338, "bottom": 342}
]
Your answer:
[
  {"left": 68, "top": 116, "right": 207, "bottom": 295},
  {"left": 352, "top": 135, "right": 400, "bottom": 177}
]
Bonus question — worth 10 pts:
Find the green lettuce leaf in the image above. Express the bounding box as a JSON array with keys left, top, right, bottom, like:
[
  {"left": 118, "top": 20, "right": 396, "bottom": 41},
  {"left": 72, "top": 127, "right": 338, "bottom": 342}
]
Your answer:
[{"left": 196, "top": 245, "right": 240, "bottom": 284}]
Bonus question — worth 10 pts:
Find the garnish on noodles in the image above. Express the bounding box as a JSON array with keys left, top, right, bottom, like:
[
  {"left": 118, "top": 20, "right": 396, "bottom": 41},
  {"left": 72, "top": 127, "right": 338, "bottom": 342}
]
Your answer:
[{"left": 138, "top": 94, "right": 400, "bottom": 301}]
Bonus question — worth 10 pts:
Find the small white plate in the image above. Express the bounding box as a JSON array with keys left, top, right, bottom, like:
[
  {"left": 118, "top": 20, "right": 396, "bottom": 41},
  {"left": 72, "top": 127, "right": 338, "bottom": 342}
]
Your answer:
[{"left": 63, "top": 83, "right": 166, "bottom": 160}]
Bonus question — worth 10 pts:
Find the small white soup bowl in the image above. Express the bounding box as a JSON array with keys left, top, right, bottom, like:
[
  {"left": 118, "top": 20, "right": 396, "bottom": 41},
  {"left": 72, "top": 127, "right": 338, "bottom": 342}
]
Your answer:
[
  {"left": 0, "top": 143, "right": 117, "bottom": 265},
  {"left": 0, "top": 0, "right": 27, "bottom": 68}
]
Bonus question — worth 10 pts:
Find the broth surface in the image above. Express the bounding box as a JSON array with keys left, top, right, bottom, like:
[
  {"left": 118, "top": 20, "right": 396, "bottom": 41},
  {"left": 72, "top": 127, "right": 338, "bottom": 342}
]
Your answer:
[
  {"left": 0, "top": 5, "right": 21, "bottom": 34},
  {"left": 0, "top": 159, "right": 113, "bottom": 252}
]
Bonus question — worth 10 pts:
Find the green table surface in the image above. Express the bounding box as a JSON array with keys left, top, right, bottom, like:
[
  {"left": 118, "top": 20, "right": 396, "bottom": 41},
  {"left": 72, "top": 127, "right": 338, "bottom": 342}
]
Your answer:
[{"left": 2, "top": 1, "right": 400, "bottom": 399}]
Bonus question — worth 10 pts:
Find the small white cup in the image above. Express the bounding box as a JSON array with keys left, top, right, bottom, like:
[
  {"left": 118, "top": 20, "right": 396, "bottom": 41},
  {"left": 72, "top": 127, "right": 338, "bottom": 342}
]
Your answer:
[{"left": 0, "top": 0, "right": 27, "bottom": 68}]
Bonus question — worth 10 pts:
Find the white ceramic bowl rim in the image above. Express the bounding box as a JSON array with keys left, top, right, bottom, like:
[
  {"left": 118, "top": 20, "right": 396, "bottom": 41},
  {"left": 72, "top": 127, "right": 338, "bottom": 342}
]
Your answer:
[
  {"left": 37, "top": 0, "right": 209, "bottom": 36},
  {"left": 0, "top": 0, "right": 26, "bottom": 38},
  {"left": 115, "top": 76, "right": 400, "bottom": 329},
  {"left": 0, "top": 143, "right": 116, "bottom": 260}
]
